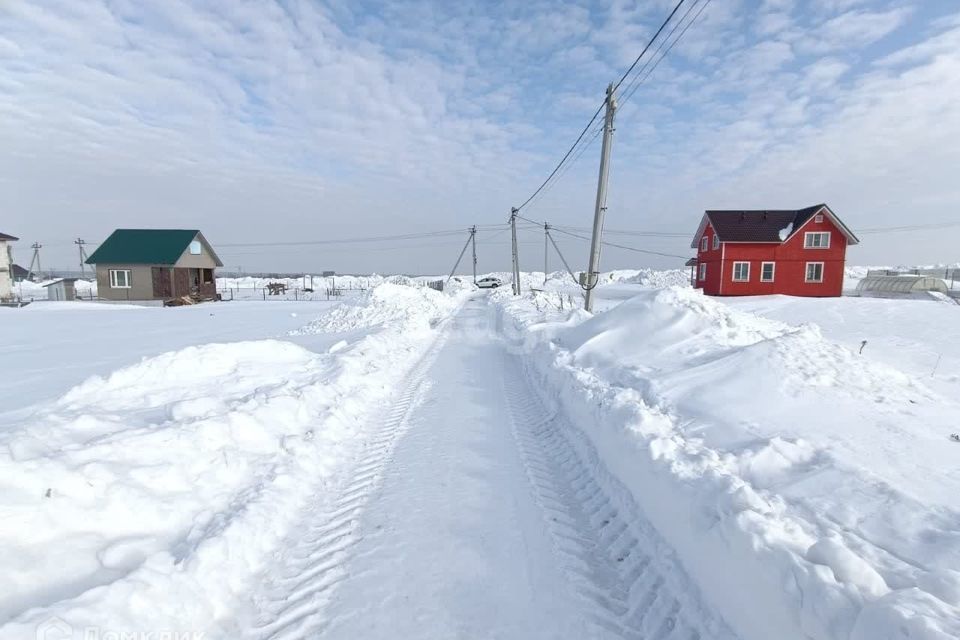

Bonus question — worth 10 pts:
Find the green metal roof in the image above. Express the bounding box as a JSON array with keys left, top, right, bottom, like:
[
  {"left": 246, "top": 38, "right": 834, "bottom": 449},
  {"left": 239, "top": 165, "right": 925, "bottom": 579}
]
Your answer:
[{"left": 86, "top": 229, "right": 202, "bottom": 265}]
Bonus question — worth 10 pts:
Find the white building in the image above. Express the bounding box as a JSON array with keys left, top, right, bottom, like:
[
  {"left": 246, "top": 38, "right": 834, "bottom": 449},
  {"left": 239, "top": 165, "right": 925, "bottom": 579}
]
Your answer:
[{"left": 0, "top": 232, "right": 18, "bottom": 301}]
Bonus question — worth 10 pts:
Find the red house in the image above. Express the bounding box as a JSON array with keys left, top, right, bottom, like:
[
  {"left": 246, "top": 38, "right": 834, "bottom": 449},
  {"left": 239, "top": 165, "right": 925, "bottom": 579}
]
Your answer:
[{"left": 690, "top": 204, "right": 859, "bottom": 297}]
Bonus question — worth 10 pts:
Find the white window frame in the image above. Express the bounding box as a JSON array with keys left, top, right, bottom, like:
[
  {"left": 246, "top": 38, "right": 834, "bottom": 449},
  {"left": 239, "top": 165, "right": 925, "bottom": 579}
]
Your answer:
[
  {"left": 109, "top": 269, "right": 131, "bottom": 289},
  {"left": 814, "top": 214, "right": 824, "bottom": 223},
  {"left": 701, "top": 236, "right": 708, "bottom": 251},
  {"left": 732, "top": 261, "right": 750, "bottom": 282},
  {"left": 698, "top": 263, "right": 707, "bottom": 281},
  {"left": 189, "top": 240, "right": 202, "bottom": 255},
  {"left": 804, "top": 231, "right": 831, "bottom": 248},
  {"left": 805, "top": 262, "right": 824, "bottom": 283},
  {"left": 712, "top": 235, "right": 719, "bottom": 250},
  {"left": 760, "top": 261, "right": 775, "bottom": 282}
]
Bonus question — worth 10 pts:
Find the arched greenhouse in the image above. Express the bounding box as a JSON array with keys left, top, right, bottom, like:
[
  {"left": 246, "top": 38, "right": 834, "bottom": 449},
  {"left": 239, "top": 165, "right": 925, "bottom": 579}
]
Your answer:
[{"left": 855, "top": 274, "right": 949, "bottom": 298}]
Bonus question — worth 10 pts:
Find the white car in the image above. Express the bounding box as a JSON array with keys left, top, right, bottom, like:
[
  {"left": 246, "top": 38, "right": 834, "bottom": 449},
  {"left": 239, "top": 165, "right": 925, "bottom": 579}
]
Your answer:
[{"left": 476, "top": 277, "right": 503, "bottom": 289}]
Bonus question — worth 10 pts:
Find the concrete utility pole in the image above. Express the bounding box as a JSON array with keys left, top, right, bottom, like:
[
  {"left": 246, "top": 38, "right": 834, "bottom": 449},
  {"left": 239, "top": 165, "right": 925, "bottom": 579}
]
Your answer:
[
  {"left": 27, "top": 242, "right": 42, "bottom": 281},
  {"left": 470, "top": 225, "right": 477, "bottom": 284},
  {"left": 510, "top": 208, "right": 521, "bottom": 295},
  {"left": 447, "top": 228, "right": 475, "bottom": 285},
  {"left": 544, "top": 223, "right": 549, "bottom": 286},
  {"left": 583, "top": 83, "right": 617, "bottom": 312},
  {"left": 75, "top": 238, "right": 88, "bottom": 277}
]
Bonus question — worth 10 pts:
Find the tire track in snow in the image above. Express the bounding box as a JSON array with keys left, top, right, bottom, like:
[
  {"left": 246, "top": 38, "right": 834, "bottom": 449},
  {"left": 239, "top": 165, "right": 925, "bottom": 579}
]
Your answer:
[
  {"left": 242, "top": 333, "right": 447, "bottom": 640},
  {"left": 502, "top": 352, "right": 737, "bottom": 640}
]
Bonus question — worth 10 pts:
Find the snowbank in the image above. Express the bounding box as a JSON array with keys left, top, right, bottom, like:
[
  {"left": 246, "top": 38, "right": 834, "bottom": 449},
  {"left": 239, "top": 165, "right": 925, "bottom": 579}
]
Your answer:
[
  {"left": 0, "top": 283, "right": 463, "bottom": 636},
  {"left": 494, "top": 287, "right": 960, "bottom": 640},
  {"left": 294, "top": 282, "right": 460, "bottom": 333}
]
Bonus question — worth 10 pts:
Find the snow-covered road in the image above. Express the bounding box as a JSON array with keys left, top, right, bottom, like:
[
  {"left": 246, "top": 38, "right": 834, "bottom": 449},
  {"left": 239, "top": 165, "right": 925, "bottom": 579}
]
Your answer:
[{"left": 243, "top": 299, "right": 735, "bottom": 640}]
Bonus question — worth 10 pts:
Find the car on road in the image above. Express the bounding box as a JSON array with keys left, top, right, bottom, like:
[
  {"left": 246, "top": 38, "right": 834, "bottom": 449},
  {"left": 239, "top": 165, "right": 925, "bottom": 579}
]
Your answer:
[{"left": 476, "top": 277, "right": 503, "bottom": 289}]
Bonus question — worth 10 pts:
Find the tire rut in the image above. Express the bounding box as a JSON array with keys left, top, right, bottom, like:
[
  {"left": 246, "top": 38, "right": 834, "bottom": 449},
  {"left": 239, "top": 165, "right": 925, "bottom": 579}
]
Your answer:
[
  {"left": 242, "top": 334, "right": 447, "bottom": 640},
  {"left": 502, "top": 352, "right": 737, "bottom": 640}
]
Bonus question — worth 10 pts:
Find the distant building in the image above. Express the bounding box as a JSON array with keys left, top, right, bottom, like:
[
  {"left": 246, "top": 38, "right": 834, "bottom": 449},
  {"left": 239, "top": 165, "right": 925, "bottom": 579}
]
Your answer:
[
  {"left": 0, "top": 231, "right": 18, "bottom": 301},
  {"left": 85, "top": 229, "right": 223, "bottom": 302},
  {"left": 11, "top": 264, "right": 28, "bottom": 282},
  {"left": 689, "top": 204, "right": 859, "bottom": 297},
  {"left": 44, "top": 278, "right": 79, "bottom": 301}
]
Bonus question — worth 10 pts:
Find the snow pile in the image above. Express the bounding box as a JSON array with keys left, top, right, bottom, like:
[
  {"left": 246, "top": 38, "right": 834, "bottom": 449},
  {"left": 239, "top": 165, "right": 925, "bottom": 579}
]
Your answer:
[
  {"left": 0, "top": 283, "right": 459, "bottom": 636},
  {"left": 294, "top": 282, "right": 462, "bottom": 333},
  {"left": 495, "top": 287, "right": 960, "bottom": 640},
  {"left": 778, "top": 222, "right": 794, "bottom": 241},
  {"left": 616, "top": 268, "right": 691, "bottom": 288}
]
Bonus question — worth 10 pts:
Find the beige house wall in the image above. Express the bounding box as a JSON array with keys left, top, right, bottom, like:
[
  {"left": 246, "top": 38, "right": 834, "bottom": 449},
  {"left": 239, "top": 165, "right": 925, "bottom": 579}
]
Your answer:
[
  {"left": 173, "top": 233, "right": 219, "bottom": 269},
  {"left": 95, "top": 264, "right": 157, "bottom": 301}
]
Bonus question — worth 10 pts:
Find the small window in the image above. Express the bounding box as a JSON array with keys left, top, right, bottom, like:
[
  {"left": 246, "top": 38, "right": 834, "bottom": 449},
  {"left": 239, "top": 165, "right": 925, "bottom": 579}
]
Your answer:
[
  {"left": 732, "top": 262, "right": 750, "bottom": 282},
  {"left": 805, "top": 262, "right": 824, "bottom": 283},
  {"left": 815, "top": 214, "right": 824, "bottom": 223},
  {"left": 712, "top": 235, "right": 719, "bottom": 250},
  {"left": 804, "top": 232, "right": 830, "bottom": 248},
  {"left": 189, "top": 240, "right": 202, "bottom": 255},
  {"left": 761, "top": 262, "right": 775, "bottom": 282},
  {"left": 109, "top": 269, "right": 131, "bottom": 288},
  {"left": 698, "top": 263, "right": 707, "bottom": 281},
  {"left": 701, "top": 236, "right": 708, "bottom": 252}
]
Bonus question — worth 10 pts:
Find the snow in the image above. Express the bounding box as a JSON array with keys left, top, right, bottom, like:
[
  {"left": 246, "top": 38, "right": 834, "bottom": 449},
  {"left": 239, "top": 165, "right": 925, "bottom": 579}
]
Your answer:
[
  {"left": 242, "top": 299, "right": 737, "bottom": 639},
  {"left": 726, "top": 294, "right": 960, "bottom": 397},
  {"left": 779, "top": 222, "right": 794, "bottom": 241},
  {"left": 294, "top": 282, "right": 459, "bottom": 333},
  {"left": 493, "top": 283, "right": 960, "bottom": 640},
  {"left": 0, "top": 300, "right": 340, "bottom": 408},
  {"left": 0, "top": 282, "right": 467, "bottom": 637},
  {"left": 2, "top": 268, "right": 958, "bottom": 639}
]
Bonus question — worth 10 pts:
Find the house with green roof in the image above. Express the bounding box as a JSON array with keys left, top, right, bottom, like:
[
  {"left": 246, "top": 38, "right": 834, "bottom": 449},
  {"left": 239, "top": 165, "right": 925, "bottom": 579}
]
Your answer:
[{"left": 85, "top": 229, "right": 223, "bottom": 302}]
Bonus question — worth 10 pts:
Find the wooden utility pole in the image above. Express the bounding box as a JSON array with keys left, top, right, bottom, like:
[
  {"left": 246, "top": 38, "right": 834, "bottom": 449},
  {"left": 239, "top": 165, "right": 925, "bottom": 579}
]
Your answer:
[{"left": 583, "top": 83, "right": 617, "bottom": 312}]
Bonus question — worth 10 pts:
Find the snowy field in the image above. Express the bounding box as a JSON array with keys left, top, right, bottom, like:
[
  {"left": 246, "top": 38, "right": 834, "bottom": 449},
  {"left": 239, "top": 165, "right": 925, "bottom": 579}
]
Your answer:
[
  {"left": 0, "top": 271, "right": 957, "bottom": 640},
  {"left": 494, "top": 279, "right": 960, "bottom": 640}
]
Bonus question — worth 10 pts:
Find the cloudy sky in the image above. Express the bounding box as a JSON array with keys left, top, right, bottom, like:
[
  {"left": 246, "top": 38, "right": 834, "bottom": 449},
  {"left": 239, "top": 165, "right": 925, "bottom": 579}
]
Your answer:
[{"left": 1, "top": 0, "right": 958, "bottom": 274}]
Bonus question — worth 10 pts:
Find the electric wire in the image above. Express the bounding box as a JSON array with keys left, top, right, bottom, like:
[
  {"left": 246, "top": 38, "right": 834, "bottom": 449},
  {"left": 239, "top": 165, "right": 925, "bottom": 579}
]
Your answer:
[
  {"left": 513, "top": 0, "right": 688, "bottom": 214},
  {"left": 549, "top": 227, "right": 690, "bottom": 260},
  {"left": 619, "top": 0, "right": 712, "bottom": 110}
]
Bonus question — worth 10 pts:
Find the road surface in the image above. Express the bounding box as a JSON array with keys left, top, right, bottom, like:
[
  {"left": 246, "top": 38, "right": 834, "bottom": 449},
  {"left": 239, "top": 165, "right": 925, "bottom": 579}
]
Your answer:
[{"left": 242, "top": 299, "right": 736, "bottom": 639}]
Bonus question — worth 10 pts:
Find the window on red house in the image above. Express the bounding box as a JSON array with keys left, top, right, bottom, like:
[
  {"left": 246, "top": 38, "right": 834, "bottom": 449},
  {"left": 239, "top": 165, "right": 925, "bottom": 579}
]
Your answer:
[{"left": 732, "top": 262, "right": 750, "bottom": 282}]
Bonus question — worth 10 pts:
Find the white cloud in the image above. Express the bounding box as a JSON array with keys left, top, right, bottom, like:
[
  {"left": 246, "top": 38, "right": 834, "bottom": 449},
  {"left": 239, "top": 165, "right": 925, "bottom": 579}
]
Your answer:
[
  {"left": 0, "top": 0, "right": 957, "bottom": 271},
  {"left": 802, "top": 7, "right": 911, "bottom": 52}
]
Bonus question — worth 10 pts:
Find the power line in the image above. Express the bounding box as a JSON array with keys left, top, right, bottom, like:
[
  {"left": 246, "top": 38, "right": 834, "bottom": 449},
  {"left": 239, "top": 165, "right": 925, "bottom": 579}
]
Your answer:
[
  {"left": 611, "top": 0, "right": 688, "bottom": 94},
  {"left": 857, "top": 221, "right": 960, "bottom": 234},
  {"left": 522, "top": 124, "right": 604, "bottom": 213},
  {"left": 619, "top": 0, "right": 712, "bottom": 110},
  {"left": 550, "top": 227, "right": 690, "bottom": 260},
  {"left": 513, "top": 0, "right": 688, "bottom": 214},
  {"left": 514, "top": 106, "right": 605, "bottom": 213},
  {"left": 217, "top": 229, "right": 470, "bottom": 248}
]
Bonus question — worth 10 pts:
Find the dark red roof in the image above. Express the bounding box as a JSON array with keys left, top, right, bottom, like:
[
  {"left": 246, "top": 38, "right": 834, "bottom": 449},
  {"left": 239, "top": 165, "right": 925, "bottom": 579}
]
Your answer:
[
  {"left": 0, "top": 232, "right": 18, "bottom": 241},
  {"left": 706, "top": 205, "right": 826, "bottom": 243}
]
